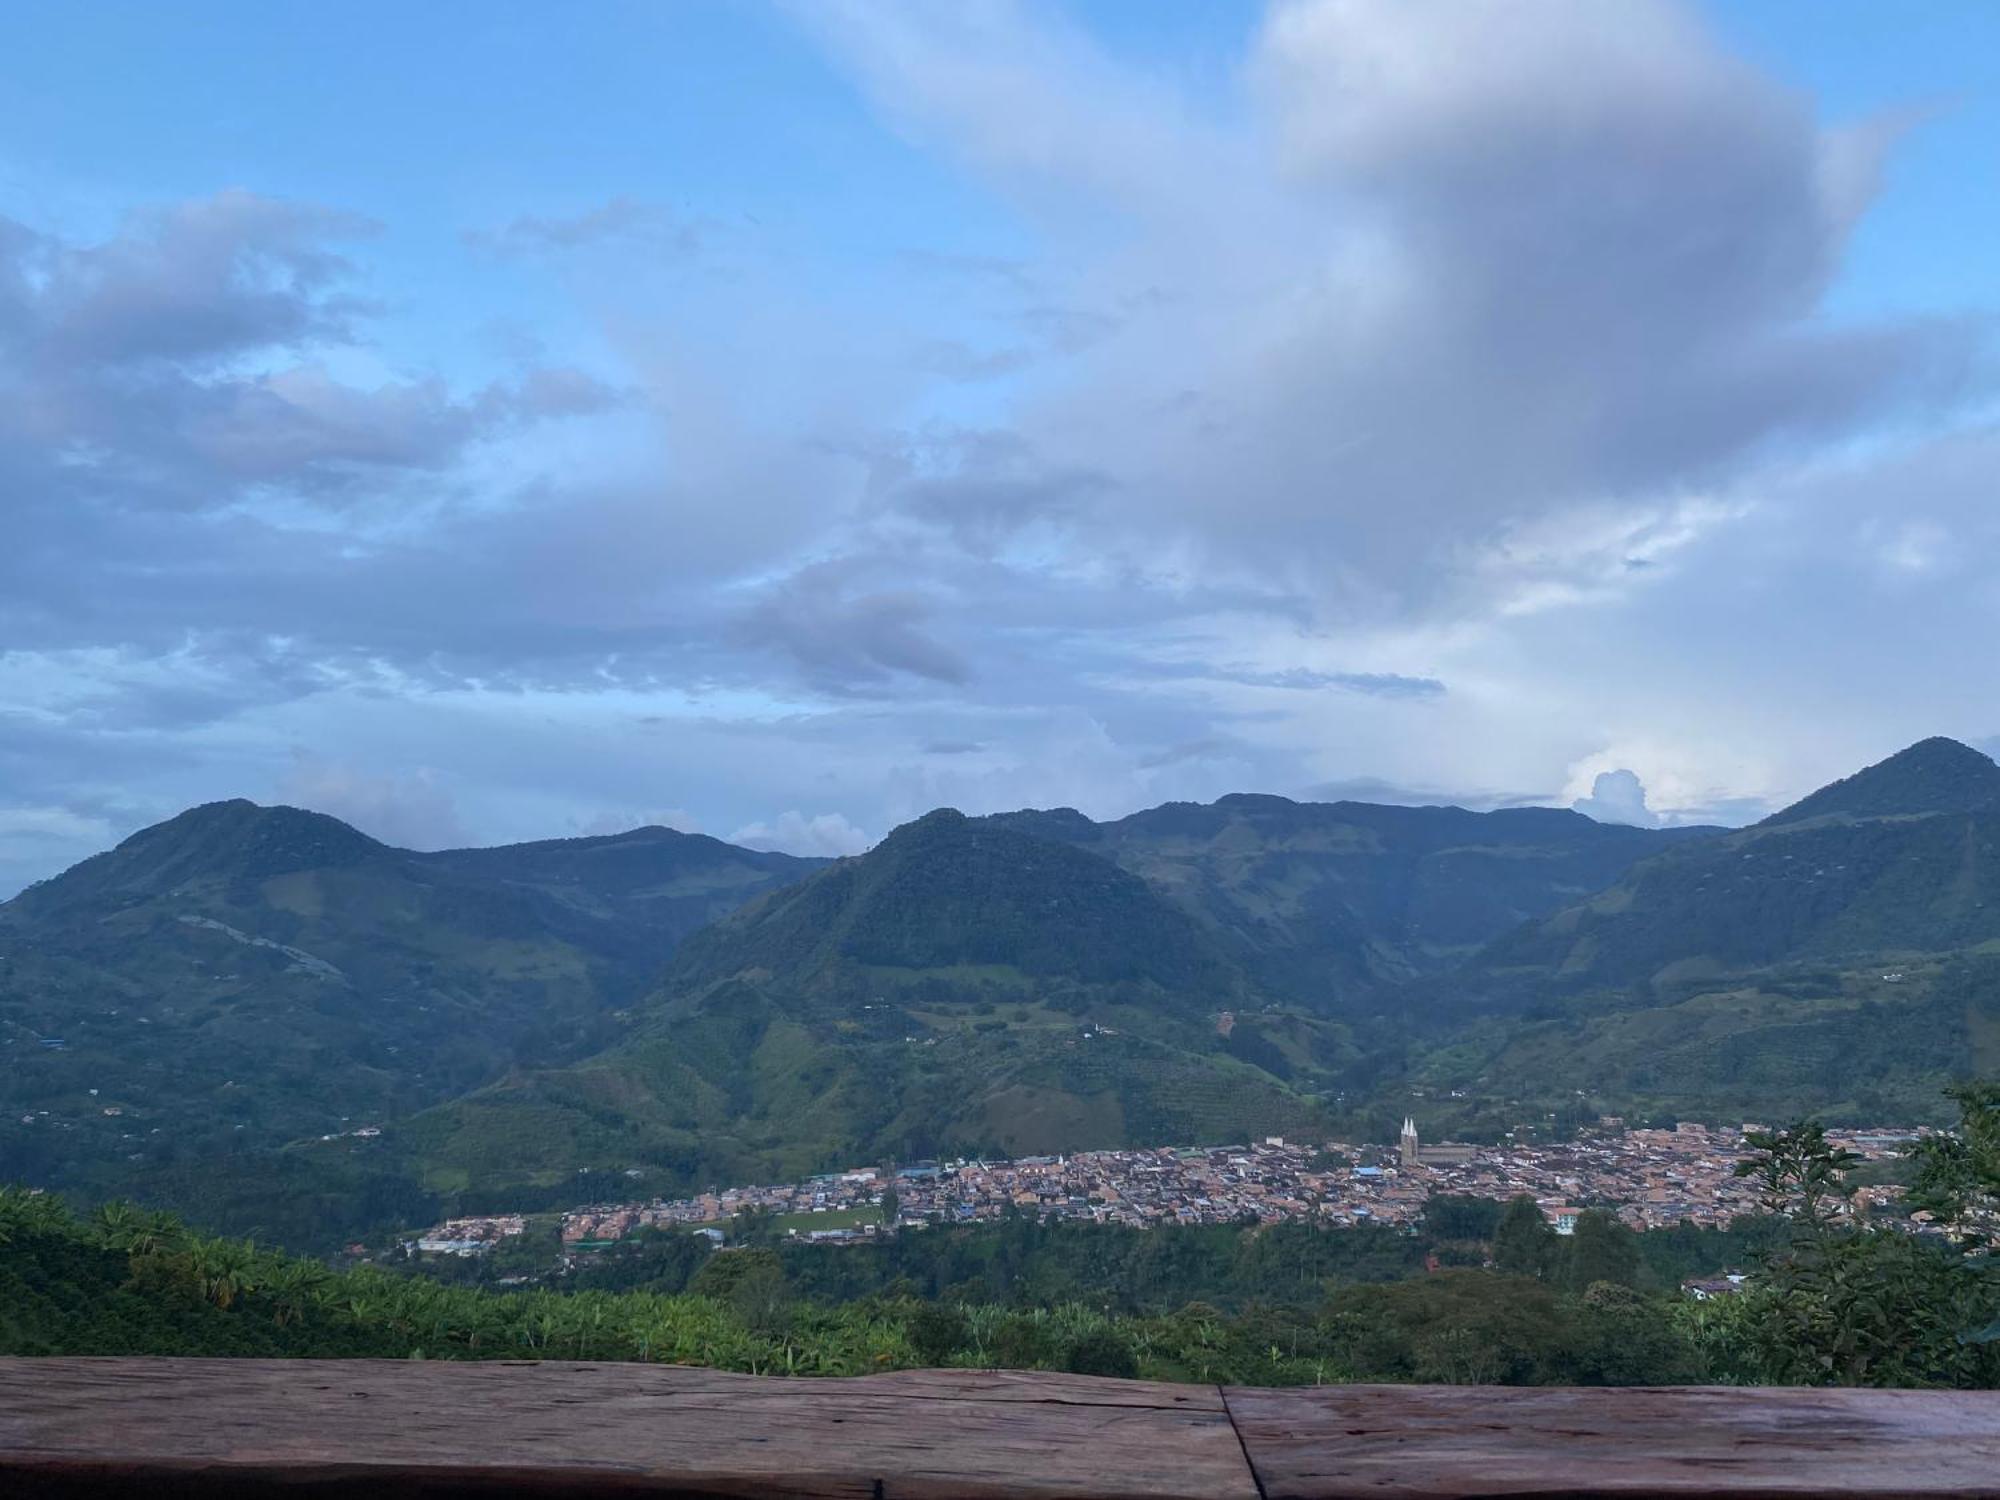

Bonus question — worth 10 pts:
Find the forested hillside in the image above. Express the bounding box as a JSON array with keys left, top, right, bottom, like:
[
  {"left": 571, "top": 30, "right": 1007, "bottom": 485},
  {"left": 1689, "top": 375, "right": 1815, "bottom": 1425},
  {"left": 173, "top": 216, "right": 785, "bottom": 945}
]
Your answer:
[
  {"left": 0, "top": 802, "right": 818, "bottom": 1215},
  {"left": 1392, "top": 740, "right": 2000, "bottom": 1133},
  {"left": 383, "top": 809, "right": 1342, "bottom": 1207},
  {"left": 8, "top": 1081, "right": 1998, "bottom": 1389},
  {"left": 983, "top": 795, "right": 1714, "bottom": 1001},
  {"left": 7, "top": 741, "right": 1998, "bottom": 1243}
]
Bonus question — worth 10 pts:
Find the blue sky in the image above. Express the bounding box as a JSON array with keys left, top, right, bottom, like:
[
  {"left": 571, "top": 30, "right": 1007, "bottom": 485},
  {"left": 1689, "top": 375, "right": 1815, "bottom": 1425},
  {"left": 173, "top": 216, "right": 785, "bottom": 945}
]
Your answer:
[{"left": 0, "top": 0, "right": 1996, "bottom": 890}]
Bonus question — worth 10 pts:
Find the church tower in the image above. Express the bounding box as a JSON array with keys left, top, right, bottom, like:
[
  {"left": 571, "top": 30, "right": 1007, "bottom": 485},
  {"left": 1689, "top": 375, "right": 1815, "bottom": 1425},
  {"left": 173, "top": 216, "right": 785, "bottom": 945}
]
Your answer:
[{"left": 1400, "top": 1116, "right": 1420, "bottom": 1168}]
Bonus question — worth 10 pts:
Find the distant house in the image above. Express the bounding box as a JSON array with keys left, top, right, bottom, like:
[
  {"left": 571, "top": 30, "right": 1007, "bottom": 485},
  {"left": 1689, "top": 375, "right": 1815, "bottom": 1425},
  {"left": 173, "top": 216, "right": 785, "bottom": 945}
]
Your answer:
[
  {"left": 1683, "top": 1273, "right": 1749, "bottom": 1300},
  {"left": 416, "top": 1237, "right": 490, "bottom": 1256}
]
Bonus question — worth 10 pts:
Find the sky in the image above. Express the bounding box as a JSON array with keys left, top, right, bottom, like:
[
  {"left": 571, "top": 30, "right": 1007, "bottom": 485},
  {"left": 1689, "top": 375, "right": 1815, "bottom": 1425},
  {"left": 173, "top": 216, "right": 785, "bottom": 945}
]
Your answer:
[{"left": 1, "top": 0, "right": 1997, "bottom": 892}]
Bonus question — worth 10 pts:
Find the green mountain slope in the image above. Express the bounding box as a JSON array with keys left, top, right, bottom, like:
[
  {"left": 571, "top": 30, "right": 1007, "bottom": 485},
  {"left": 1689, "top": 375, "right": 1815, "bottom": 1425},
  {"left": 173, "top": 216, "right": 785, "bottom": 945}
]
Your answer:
[
  {"left": 0, "top": 802, "right": 818, "bottom": 1204},
  {"left": 1471, "top": 739, "right": 2000, "bottom": 994},
  {"left": 1761, "top": 736, "right": 2000, "bottom": 827},
  {"left": 387, "top": 810, "right": 1342, "bottom": 1201},
  {"left": 984, "top": 795, "right": 1715, "bottom": 1003},
  {"left": 1397, "top": 739, "right": 2000, "bottom": 1127}
]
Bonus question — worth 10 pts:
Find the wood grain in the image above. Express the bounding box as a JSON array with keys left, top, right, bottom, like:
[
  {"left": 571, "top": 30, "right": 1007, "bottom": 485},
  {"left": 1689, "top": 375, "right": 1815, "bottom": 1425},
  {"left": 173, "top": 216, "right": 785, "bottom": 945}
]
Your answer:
[
  {"left": 4, "top": 1360, "right": 1999, "bottom": 1499},
  {"left": 0, "top": 1358, "right": 1252, "bottom": 1500},
  {"left": 1223, "top": 1382, "right": 2000, "bottom": 1498}
]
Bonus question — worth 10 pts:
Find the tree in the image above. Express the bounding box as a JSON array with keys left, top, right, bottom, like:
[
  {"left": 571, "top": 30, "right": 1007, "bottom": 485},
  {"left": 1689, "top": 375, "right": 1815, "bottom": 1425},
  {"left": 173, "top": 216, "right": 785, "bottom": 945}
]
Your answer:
[
  {"left": 906, "top": 1303, "right": 969, "bottom": 1366},
  {"left": 1729, "top": 1101, "right": 2000, "bottom": 1387},
  {"left": 1492, "top": 1195, "right": 1555, "bottom": 1278},
  {"left": 1423, "top": 1194, "right": 1504, "bottom": 1242},
  {"left": 1062, "top": 1327, "right": 1138, "bottom": 1379},
  {"left": 1561, "top": 1209, "right": 1640, "bottom": 1292},
  {"left": 1909, "top": 1081, "right": 2000, "bottom": 1245},
  {"left": 1733, "top": 1122, "right": 1862, "bottom": 1232}
]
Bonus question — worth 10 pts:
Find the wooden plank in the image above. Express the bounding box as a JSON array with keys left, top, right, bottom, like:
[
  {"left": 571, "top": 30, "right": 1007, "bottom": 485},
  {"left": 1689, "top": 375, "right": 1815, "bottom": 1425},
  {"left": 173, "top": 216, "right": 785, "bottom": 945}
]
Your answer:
[
  {"left": 0, "top": 1358, "right": 1255, "bottom": 1500},
  {"left": 1224, "top": 1382, "right": 2000, "bottom": 1498},
  {"left": 7, "top": 1359, "right": 2000, "bottom": 1499}
]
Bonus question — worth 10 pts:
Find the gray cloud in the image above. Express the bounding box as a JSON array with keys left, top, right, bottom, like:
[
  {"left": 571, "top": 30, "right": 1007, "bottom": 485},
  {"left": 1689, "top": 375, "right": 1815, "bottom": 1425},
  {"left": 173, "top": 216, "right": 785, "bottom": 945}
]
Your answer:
[
  {"left": 729, "top": 810, "right": 872, "bottom": 857},
  {"left": 580, "top": 807, "right": 703, "bottom": 837},
  {"left": 815, "top": 0, "right": 1983, "bottom": 611},
  {"left": 13, "top": 191, "right": 375, "bottom": 368},
  {"left": 735, "top": 559, "right": 971, "bottom": 690},
  {"left": 1222, "top": 668, "right": 1445, "bottom": 699},
  {"left": 466, "top": 197, "right": 706, "bottom": 258},
  {"left": 1297, "top": 775, "right": 1556, "bottom": 812},
  {"left": 277, "top": 755, "right": 471, "bottom": 850},
  {"left": 0, "top": 191, "right": 615, "bottom": 530},
  {"left": 0, "top": 4, "right": 1993, "bottom": 895}
]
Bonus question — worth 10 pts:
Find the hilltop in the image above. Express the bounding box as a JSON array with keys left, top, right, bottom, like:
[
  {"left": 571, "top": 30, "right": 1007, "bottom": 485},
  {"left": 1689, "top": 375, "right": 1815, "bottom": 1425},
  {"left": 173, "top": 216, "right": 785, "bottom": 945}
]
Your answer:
[
  {"left": 1761, "top": 737, "right": 2000, "bottom": 828},
  {"left": 983, "top": 796, "right": 1716, "bottom": 1002},
  {"left": 384, "top": 807, "right": 1336, "bottom": 1203},
  {"left": 1400, "top": 738, "right": 2000, "bottom": 1130},
  {"left": 1469, "top": 738, "right": 2000, "bottom": 992},
  {"left": 8, "top": 741, "right": 1997, "bottom": 1242},
  {"left": 0, "top": 801, "right": 819, "bottom": 1226}
]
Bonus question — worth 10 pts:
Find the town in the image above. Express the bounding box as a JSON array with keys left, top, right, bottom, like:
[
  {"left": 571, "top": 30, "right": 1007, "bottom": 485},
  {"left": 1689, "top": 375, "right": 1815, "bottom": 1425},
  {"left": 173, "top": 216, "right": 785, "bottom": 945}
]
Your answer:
[{"left": 413, "top": 1119, "right": 1934, "bottom": 1256}]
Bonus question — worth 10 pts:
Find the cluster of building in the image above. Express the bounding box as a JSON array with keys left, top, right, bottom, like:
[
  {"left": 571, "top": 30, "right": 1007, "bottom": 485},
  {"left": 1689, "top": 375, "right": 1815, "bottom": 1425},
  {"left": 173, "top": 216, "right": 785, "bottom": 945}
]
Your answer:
[
  {"left": 414, "top": 1119, "right": 1934, "bottom": 1256},
  {"left": 413, "top": 1214, "right": 528, "bottom": 1256},
  {"left": 559, "top": 1167, "right": 887, "bottom": 1246}
]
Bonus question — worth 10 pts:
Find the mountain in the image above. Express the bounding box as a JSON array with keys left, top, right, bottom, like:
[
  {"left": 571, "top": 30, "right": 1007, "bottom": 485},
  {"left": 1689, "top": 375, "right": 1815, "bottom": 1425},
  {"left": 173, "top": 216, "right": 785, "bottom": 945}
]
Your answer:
[
  {"left": 667, "top": 808, "right": 1239, "bottom": 1000},
  {"left": 384, "top": 809, "right": 1343, "bottom": 1203},
  {"left": 1402, "top": 739, "right": 2000, "bottom": 1128},
  {"left": 13, "top": 746, "right": 1995, "bottom": 1242},
  {"left": 1471, "top": 739, "right": 2000, "bottom": 992},
  {"left": 983, "top": 794, "right": 1716, "bottom": 1002},
  {"left": 1760, "top": 736, "right": 2000, "bottom": 828},
  {"left": 0, "top": 802, "right": 819, "bottom": 1208}
]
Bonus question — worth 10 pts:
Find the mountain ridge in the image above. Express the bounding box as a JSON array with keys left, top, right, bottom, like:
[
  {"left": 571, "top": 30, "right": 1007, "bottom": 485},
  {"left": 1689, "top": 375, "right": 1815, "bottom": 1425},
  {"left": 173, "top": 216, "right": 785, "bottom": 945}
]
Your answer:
[
  {"left": 0, "top": 800, "right": 824, "bottom": 1223},
  {"left": 385, "top": 805, "right": 1319, "bottom": 1202},
  {"left": 980, "top": 792, "right": 1719, "bottom": 1002},
  {"left": 1759, "top": 737, "right": 2000, "bottom": 828},
  {"left": 6, "top": 739, "right": 1994, "bottom": 1244}
]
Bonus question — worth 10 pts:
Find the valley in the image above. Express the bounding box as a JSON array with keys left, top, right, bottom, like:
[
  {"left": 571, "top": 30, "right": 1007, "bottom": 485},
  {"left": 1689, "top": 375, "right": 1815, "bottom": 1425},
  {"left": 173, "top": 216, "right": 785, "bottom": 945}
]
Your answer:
[{"left": 5, "top": 738, "right": 1998, "bottom": 1248}]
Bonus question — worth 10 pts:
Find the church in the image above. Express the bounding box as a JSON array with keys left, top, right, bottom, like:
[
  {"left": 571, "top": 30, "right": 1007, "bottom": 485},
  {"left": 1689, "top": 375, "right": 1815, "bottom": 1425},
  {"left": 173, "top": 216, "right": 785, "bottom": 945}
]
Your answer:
[{"left": 1400, "top": 1117, "right": 1476, "bottom": 1170}]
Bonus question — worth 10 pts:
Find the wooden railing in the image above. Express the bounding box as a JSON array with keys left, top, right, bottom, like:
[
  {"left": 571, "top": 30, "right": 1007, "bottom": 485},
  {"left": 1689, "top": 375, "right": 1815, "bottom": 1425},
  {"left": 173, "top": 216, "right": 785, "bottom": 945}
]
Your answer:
[{"left": 1, "top": 1358, "right": 1996, "bottom": 1497}]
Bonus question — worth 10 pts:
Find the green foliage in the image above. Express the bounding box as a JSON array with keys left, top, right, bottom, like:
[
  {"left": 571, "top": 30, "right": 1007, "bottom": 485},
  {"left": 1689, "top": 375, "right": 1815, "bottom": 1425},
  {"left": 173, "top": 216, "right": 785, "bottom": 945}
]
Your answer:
[
  {"left": 990, "top": 796, "right": 1707, "bottom": 1004},
  {"left": 905, "top": 1303, "right": 971, "bottom": 1366},
  {"left": 0, "top": 802, "right": 815, "bottom": 1238},
  {"left": 1713, "top": 1090, "right": 2000, "bottom": 1388},
  {"left": 1423, "top": 1194, "right": 1504, "bottom": 1242},
  {"left": 1734, "top": 1122, "right": 1864, "bottom": 1228},
  {"left": 1734, "top": 1230, "right": 2000, "bottom": 1387},
  {"left": 7, "top": 1179, "right": 1996, "bottom": 1389},
  {"left": 1492, "top": 1196, "right": 1555, "bottom": 1279},
  {"left": 1467, "top": 741, "right": 2000, "bottom": 1012},
  {"left": 1561, "top": 1210, "right": 1641, "bottom": 1292},
  {"left": 384, "top": 811, "right": 1350, "bottom": 1204},
  {"left": 1909, "top": 1081, "right": 2000, "bottom": 1243},
  {"left": 1062, "top": 1326, "right": 1139, "bottom": 1379}
]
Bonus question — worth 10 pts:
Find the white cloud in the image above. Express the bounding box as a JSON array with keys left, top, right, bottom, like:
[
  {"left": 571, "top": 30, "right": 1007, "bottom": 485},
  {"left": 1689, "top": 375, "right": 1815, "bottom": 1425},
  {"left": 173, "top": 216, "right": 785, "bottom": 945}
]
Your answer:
[
  {"left": 1571, "top": 769, "right": 1660, "bottom": 828},
  {"left": 277, "top": 755, "right": 469, "bottom": 850},
  {"left": 0, "top": 3, "right": 1993, "bottom": 892},
  {"left": 580, "top": 808, "right": 703, "bottom": 836},
  {"left": 729, "top": 810, "right": 873, "bottom": 858}
]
